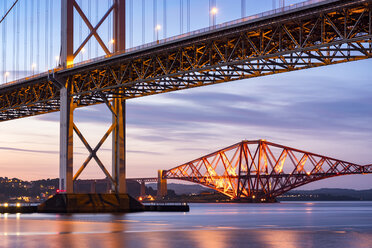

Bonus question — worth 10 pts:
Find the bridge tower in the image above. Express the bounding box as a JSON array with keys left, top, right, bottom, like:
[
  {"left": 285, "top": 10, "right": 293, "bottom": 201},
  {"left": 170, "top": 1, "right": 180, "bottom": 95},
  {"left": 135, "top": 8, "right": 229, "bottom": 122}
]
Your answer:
[
  {"left": 157, "top": 170, "right": 168, "bottom": 198},
  {"left": 58, "top": 0, "right": 126, "bottom": 194},
  {"left": 140, "top": 181, "right": 146, "bottom": 197}
]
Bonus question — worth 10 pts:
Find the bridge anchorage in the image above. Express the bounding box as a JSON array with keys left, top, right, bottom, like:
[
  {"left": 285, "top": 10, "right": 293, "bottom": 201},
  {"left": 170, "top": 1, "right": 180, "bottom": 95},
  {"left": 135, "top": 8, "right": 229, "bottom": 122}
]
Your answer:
[{"left": 163, "top": 140, "right": 372, "bottom": 202}]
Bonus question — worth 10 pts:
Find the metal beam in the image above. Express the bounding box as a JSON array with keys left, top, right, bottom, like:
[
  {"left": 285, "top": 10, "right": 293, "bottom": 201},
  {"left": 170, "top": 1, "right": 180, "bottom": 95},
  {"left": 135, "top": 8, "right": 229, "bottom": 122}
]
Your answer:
[
  {"left": 59, "top": 80, "right": 74, "bottom": 193},
  {"left": 112, "top": 97, "right": 126, "bottom": 193},
  {"left": 61, "top": 0, "right": 74, "bottom": 67},
  {"left": 112, "top": 0, "right": 127, "bottom": 194},
  {"left": 113, "top": 0, "right": 126, "bottom": 52},
  {"left": 165, "top": 140, "right": 371, "bottom": 201}
]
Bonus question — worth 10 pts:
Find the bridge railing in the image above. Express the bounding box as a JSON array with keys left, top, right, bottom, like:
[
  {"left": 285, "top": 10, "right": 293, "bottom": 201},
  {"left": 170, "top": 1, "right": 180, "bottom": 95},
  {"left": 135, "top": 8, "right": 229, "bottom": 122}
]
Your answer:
[{"left": 1, "top": 0, "right": 331, "bottom": 88}]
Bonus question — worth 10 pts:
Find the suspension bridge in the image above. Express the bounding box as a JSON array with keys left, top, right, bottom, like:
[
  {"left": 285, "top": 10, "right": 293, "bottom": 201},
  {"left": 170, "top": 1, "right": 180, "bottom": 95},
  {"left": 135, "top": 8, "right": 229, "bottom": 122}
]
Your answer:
[{"left": 0, "top": 0, "right": 371, "bottom": 207}]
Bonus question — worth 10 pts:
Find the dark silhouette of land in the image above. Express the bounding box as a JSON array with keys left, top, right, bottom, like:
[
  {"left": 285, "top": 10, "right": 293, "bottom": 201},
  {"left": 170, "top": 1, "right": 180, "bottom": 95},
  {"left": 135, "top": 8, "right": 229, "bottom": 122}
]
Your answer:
[{"left": 1, "top": 177, "right": 372, "bottom": 203}]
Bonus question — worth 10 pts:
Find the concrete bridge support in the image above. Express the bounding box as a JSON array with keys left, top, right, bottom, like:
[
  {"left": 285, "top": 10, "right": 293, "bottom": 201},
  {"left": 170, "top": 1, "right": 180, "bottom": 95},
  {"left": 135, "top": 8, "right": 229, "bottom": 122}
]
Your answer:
[
  {"left": 140, "top": 181, "right": 146, "bottom": 197},
  {"left": 157, "top": 170, "right": 168, "bottom": 198}
]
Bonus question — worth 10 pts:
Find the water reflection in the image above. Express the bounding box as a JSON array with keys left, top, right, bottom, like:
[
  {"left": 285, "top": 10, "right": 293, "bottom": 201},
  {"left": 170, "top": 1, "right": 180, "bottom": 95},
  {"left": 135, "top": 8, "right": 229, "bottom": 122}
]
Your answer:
[
  {"left": 0, "top": 202, "right": 372, "bottom": 248},
  {"left": 190, "top": 230, "right": 226, "bottom": 248}
]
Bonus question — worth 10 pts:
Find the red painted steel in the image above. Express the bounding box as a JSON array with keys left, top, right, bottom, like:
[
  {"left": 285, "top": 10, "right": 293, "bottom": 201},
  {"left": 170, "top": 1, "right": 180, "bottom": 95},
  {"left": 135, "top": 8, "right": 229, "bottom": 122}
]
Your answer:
[{"left": 165, "top": 140, "right": 372, "bottom": 201}]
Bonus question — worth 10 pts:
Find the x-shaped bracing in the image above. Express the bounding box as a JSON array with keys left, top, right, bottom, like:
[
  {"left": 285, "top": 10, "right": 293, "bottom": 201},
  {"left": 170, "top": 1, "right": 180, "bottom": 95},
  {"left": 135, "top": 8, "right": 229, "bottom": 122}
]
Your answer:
[
  {"left": 72, "top": 95, "right": 118, "bottom": 188},
  {"left": 72, "top": 0, "right": 114, "bottom": 58}
]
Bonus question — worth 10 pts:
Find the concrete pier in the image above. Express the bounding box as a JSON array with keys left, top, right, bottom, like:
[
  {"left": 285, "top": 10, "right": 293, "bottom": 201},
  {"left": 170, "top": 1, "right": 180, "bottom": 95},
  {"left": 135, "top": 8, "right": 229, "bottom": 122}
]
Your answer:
[{"left": 38, "top": 193, "right": 144, "bottom": 213}]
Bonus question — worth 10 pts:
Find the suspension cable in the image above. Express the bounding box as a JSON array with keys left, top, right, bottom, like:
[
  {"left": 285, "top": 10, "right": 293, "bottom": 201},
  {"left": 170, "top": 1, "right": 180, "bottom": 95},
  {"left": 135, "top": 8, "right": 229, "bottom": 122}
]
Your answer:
[
  {"left": 16, "top": 1, "right": 19, "bottom": 78},
  {"left": 163, "top": 0, "right": 167, "bottom": 38},
  {"left": 50, "top": 0, "right": 53, "bottom": 67},
  {"left": 95, "top": 0, "right": 99, "bottom": 57},
  {"left": 129, "top": 0, "right": 133, "bottom": 47},
  {"left": 30, "top": 0, "right": 34, "bottom": 74},
  {"left": 142, "top": 0, "right": 145, "bottom": 44},
  {"left": 0, "top": 0, "right": 18, "bottom": 25},
  {"left": 242, "top": 0, "right": 246, "bottom": 18},
  {"left": 45, "top": 0, "right": 49, "bottom": 69},
  {"left": 37, "top": 0, "right": 40, "bottom": 72},
  {"left": 79, "top": 0, "right": 82, "bottom": 61},
  {"left": 187, "top": 0, "right": 190, "bottom": 32},
  {"left": 13, "top": 0, "right": 16, "bottom": 80},
  {"left": 153, "top": 0, "right": 157, "bottom": 41},
  {"left": 108, "top": 0, "right": 111, "bottom": 48},
  {"left": 24, "top": 0, "right": 27, "bottom": 73},
  {"left": 88, "top": 0, "right": 92, "bottom": 59},
  {"left": 180, "top": 0, "right": 183, "bottom": 34},
  {"left": 2, "top": 1, "right": 7, "bottom": 82}
]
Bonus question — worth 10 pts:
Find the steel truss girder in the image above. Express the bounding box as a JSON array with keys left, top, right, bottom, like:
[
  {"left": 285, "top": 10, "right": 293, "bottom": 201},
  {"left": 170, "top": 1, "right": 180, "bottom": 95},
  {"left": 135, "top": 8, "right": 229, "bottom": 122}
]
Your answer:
[
  {"left": 164, "top": 140, "right": 372, "bottom": 200},
  {"left": 1, "top": 0, "right": 372, "bottom": 121}
]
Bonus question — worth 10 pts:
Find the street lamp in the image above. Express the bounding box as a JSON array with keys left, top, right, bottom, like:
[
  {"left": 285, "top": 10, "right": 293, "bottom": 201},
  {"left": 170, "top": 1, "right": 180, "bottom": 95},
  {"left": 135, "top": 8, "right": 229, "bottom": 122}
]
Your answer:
[
  {"left": 55, "top": 56, "right": 60, "bottom": 67},
  {"left": 109, "top": 39, "right": 115, "bottom": 53},
  {"left": 31, "top": 63, "right": 37, "bottom": 75},
  {"left": 210, "top": 7, "right": 218, "bottom": 26},
  {"left": 81, "top": 47, "right": 86, "bottom": 61},
  {"left": 155, "top": 25, "right": 161, "bottom": 43},
  {"left": 4, "top": 72, "right": 9, "bottom": 83}
]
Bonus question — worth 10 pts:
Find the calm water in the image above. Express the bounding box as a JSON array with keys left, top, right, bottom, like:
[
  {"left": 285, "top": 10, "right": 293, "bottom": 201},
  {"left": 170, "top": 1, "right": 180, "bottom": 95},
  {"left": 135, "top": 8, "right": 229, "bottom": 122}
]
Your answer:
[{"left": 1, "top": 202, "right": 372, "bottom": 248}]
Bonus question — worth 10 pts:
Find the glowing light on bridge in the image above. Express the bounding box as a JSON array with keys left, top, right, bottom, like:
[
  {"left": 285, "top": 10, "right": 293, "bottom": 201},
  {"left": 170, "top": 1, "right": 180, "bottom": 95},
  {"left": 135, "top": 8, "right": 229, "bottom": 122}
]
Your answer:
[
  {"left": 3, "top": 72, "right": 9, "bottom": 83},
  {"left": 210, "top": 7, "right": 218, "bottom": 15},
  {"left": 165, "top": 140, "right": 372, "bottom": 201}
]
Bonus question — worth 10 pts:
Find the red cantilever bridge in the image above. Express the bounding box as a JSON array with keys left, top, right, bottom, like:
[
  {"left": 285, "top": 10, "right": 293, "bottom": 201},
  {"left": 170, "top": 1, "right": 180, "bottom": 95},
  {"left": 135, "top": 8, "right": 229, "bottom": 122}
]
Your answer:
[{"left": 162, "top": 140, "right": 372, "bottom": 202}]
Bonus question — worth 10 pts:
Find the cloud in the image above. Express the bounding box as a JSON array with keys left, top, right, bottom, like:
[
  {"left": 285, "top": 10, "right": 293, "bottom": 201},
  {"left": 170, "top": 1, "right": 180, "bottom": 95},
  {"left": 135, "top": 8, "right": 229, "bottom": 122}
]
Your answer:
[
  {"left": 0, "top": 146, "right": 58, "bottom": 154},
  {"left": 127, "top": 150, "right": 163, "bottom": 155},
  {"left": 35, "top": 61, "right": 372, "bottom": 141},
  {"left": 97, "top": 147, "right": 163, "bottom": 155}
]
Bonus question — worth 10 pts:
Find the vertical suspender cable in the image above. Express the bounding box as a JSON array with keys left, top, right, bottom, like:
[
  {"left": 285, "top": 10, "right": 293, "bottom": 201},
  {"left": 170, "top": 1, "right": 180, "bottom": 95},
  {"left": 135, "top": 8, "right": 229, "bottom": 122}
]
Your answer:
[
  {"left": 108, "top": 0, "right": 111, "bottom": 46},
  {"left": 24, "top": 0, "right": 27, "bottom": 74},
  {"left": 37, "top": 0, "right": 40, "bottom": 71},
  {"left": 95, "top": 0, "right": 99, "bottom": 57},
  {"left": 241, "top": 0, "right": 246, "bottom": 18},
  {"left": 213, "top": 0, "right": 216, "bottom": 26},
  {"left": 180, "top": 0, "right": 183, "bottom": 34},
  {"left": 163, "top": 0, "right": 166, "bottom": 38},
  {"left": 2, "top": 1, "right": 6, "bottom": 82},
  {"left": 45, "top": 0, "right": 49, "bottom": 69},
  {"left": 153, "top": 0, "right": 157, "bottom": 41},
  {"left": 142, "top": 0, "right": 145, "bottom": 44},
  {"left": 129, "top": 0, "right": 133, "bottom": 47},
  {"left": 79, "top": 0, "right": 82, "bottom": 61},
  {"left": 30, "top": 0, "right": 34, "bottom": 73},
  {"left": 50, "top": 0, "right": 53, "bottom": 67},
  {"left": 13, "top": 0, "right": 16, "bottom": 80},
  {"left": 16, "top": 2, "right": 20, "bottom": 78},
  {"left": 187, "top": 0, "right": 190, "bottom": 32},
  {"left": 88, "top": 0, "right": 91, "bottom": 59},
  {"left": 209, "top": 0, "right": 211, "bottom": 26}
]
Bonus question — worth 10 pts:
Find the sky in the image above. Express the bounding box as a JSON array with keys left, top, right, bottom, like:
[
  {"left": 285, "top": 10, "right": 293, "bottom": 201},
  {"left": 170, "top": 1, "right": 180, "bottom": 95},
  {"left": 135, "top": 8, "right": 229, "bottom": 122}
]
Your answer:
[{"left": 0, "top": 0, "right": 372, "bottom": 190}]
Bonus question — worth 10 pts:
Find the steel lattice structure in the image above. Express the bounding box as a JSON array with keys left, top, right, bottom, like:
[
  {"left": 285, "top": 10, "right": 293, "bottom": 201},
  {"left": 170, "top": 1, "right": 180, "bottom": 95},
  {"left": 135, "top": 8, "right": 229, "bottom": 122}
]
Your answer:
[
  {"left": 165, "top": 140, "right": 372, "bottom": 201},
  {"left": 0, "top": 0, "right": 371, "bottom": 121}
]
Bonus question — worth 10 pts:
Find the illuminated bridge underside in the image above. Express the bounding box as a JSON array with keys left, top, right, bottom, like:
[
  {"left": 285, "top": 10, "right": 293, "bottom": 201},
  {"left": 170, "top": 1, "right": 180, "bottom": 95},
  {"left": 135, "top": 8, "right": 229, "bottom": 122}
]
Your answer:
[
  {"left": 0, "top": 0, "right": 372, "bottom": 121},
  {"left": 165, "top": 140, "right": 372, "bottom": 201}
]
